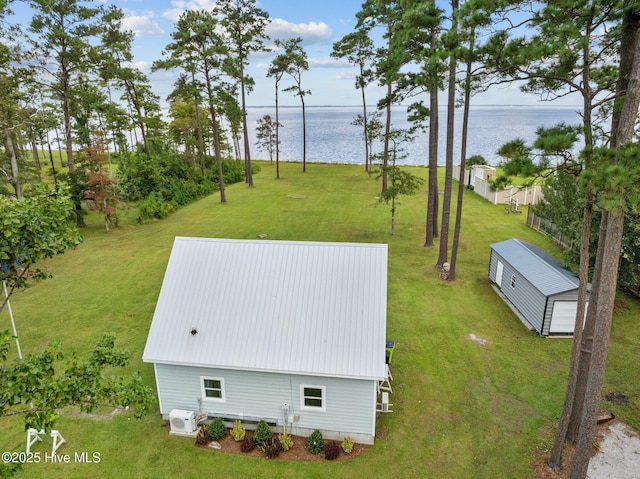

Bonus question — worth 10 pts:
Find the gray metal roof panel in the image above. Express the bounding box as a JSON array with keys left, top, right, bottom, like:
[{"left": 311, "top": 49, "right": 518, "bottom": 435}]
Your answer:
[
  {"left": 143, "top": 237, "right": 388, "bottom": 381},
  {"left": 490, "top": 238, "right": 579, "bottom": 296}
]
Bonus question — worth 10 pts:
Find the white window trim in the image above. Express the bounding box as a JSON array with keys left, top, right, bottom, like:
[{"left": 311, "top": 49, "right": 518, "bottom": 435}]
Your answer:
[
  {"left": 200, "top": 376, "right": 225, "bottom": 402},
  {"left": 300, "top": 385, "right": 326, "bottom": 412}
]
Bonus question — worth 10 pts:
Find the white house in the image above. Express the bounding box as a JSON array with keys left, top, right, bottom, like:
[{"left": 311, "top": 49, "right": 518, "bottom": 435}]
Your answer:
[{"left": 143, "top": 237, "right": 389, "bottom": 444}]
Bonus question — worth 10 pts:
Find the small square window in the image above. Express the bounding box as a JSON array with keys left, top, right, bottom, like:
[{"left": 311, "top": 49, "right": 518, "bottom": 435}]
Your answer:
[
  {"left": 300, "top": 385, "right": 325, "bottom": 411},
  {"left": 201, "top": 377, "right": 225, "bottom": 402}
]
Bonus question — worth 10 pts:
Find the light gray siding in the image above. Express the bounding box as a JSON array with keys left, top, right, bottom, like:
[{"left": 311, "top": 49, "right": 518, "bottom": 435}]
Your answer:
[
  {"left": 490, "top": 250, "right": 547, "bottom": 332},
  {"left": 154, "top": 363, "right": 377, "bottom": 443}
]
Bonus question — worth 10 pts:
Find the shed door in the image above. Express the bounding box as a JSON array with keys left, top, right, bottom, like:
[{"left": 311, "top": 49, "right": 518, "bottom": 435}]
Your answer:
[
  {"left": 496, "top": 261, "right": 504, "bottom": 288},
  {"left": 550, "top": 301, "right": 588, "bottom": 334}
]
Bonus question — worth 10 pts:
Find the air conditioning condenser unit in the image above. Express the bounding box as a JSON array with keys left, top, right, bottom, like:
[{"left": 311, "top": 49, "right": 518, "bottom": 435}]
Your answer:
[{"left": 169, "top": 409, "right": 197, "bottom": 435}]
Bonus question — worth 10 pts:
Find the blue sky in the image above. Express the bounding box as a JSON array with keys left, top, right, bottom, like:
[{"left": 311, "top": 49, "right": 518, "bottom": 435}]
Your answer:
[{"left": 10, "top": 0, "right": 582, "bottom": 110}]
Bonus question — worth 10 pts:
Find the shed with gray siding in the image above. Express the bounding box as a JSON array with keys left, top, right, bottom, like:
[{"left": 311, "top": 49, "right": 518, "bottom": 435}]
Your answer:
[
  {"left": 488, "top": 239, "right": 589, "bottom": 336},
  {"left": 143, "top": 237, "right": 388, "bottom": 444}
]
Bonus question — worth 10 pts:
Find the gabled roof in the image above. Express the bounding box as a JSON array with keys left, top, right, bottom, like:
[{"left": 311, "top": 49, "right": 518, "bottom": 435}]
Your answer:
[
  {"left": 490, "top": 238, "right": 583, "bottom": 296},
  {"left": 143, "top": 237, "right": 388, "bottom": 381}
]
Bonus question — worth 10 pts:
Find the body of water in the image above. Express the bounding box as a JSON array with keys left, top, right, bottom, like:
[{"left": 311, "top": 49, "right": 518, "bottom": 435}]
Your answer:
[{"left": 245, "top": 105, "right": 583, "bottom": 166}]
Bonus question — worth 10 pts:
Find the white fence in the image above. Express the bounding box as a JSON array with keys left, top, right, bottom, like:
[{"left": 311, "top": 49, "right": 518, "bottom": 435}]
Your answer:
[{"left": 452, "top": 165, "right": 543, "bottom": 206}]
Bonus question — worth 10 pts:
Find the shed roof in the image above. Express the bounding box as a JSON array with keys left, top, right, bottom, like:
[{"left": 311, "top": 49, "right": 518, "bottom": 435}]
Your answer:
[
  {"left": 490, "top": 238, "right": 582, "bottom": 296},
  {"left": 143, "top": 237, "right": 388, "bottom": 381}
]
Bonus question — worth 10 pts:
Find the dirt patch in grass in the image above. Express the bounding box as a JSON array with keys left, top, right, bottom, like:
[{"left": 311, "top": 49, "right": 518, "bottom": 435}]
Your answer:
[{"left": 532, "top": 420, "right": 640, "bottom": 479}]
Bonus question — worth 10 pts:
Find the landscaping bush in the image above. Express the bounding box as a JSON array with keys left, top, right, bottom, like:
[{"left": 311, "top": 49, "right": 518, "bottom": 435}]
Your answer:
[
  {"left": 240, "top": 434, "right": 255, "bottom": 453},
  {"left": 278, "top": 429, "right": 294, "bottom": 451},
  {"left": 341, "top": 436, "right": 354, "bottom": 454},
  {"left": 195, "top": 426, "right": 211, "bottom": 446},
  {"left": 137, "top": 191, "right": 174, "bottom": 222},
  {"left": 231, "top": 420, "right": 246, "bottom": 441},
  {"left": 263, "top": 436, "right": 283, "bottom": 459},
  {"left": 324, "top": 440, "right": 340, "bottom": 460},
  {"left": 253, "top": 419, "right": 273, "bottom": 448},
  {"left": 207, "top": 417, "right": 227, "bottom": 440},
  {"left": 306, "top": 429, "right": 324, "bottom": 455}
]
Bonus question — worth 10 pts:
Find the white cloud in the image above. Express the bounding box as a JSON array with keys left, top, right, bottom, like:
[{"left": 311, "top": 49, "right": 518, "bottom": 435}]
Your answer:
[
  {"left": 309, "top": 57, "right": 350, "bottom": 68},
  {"left": 163, "top": 0, "right": 218, "bottom": 22},
  {"left": 336, "top": 70, "right": 355, "bottom": 80},
  {"left": 266, "top": 18, "right": 332, "bottom": 45},
  {"left": 124, "top": 60, "right": 155, "bottom": 75},
  {"left": 122, "top": 12, "right": 165, "bottom": 36}
]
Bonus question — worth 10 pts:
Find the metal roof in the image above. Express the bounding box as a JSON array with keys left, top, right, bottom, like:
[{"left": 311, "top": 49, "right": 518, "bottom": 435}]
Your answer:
[
  {"left": 143, "top": 237, "right": 388, "bottom": 381},
  {"left": 490, "top": 238, "right": 581, "bottom": 296}
]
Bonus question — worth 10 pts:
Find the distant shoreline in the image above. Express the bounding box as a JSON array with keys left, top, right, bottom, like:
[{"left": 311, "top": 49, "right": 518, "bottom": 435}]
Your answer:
[{"left": 247, "top": 104, "right": 582, "bottom": 109}]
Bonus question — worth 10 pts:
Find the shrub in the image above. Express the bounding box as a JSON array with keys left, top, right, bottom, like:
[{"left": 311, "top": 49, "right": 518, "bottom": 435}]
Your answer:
[
  {"left": 195, "top": 426, "right": 211, "bottom": 446},
  {"left": 263, "top": 436, "right": 283, "bottom": 459},
  {"left": 306, "top": 429, "right": 324, "bottom": 454},
  {"left": 341, "top": 436, "right": 355, "bottom": 454},
  {"left": 253, "top": 419, "right": 273, "bottom": 448},
  {"left": 137, "top": 191, "right": 174, "bottom": 222},
  {"left": 278, "top": 429, "right": 294, "bottom": 451},
  {"left": 207, "top": 417, "right": 227, "bottom": 440},
  {"left": 324, "top": 440, "right": 340, "bottom": 460},
  {"left": 231, "top": 420, "right": 246, "bottom": 441},
  {"left": 240, "top": 434, "right": 255, "bottom": 453}
]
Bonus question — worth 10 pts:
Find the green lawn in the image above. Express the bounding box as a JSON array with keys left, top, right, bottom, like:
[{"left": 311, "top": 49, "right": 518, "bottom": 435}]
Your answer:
[{"left": 2, "top": 161, "right": 639, "bottom": 479}]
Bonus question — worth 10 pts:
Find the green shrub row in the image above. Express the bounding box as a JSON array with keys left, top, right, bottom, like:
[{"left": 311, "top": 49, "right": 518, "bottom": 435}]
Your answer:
[{"left": 195, "top": 419, "right": 355, "bottom": 460}]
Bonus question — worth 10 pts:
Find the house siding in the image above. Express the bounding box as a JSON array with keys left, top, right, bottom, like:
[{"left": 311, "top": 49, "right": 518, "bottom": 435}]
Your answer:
[
  {"left": 490, "top": 250, "right": 547, "bottom": 332},
  {"left": 154, "top": 363, "right": 377, "bottom": 443}
]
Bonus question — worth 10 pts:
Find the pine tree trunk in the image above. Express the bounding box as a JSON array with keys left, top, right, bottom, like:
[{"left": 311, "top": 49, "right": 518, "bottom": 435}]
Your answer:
[
  {"left": 548, "top": 198, "right": 593, "bottom": 468},
  {"left": 450, "top": 26, "right": 474, "bottom": 282},
  {"left": 437, "top": 6, "right": 457, "bottom": 268},
  {"left": 425, "top": 27, "right": 439, "bottom": 248},
  {"left": 568, "top": 9, "right": 640, "bottom": 475}
]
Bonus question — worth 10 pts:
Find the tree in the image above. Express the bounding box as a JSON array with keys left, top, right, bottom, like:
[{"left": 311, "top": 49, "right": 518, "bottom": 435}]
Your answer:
[
  {"left": 436, "top": 0, "right": 460, "bottom": 268},
  {"left": 214, "top": 0, "right": 270, "bottom": 187},
  {"left": 376, "top": 129, "right": 425, "bottom": 235},
  {"left": 154, "top": 9, "right": 232, "bottom": 204},
  {"left": 352, "top": 111, "right": 383, "bottom": 174},
  {"left": 267, "top": 39, "right": 289, "bottom": 179},
  {"left": 27, "top": 0, "right": 106, "bottom": 174},
  {"left": 0, "top": 332, "right": 154, "bottom": 478},
  {"left": 382, "top": 0, "right": 444, "bottom": 246},
  {"left": 566, "top": 5, "right": 640, "bottom": 476},
  {"left": 449, "top": 11, "right": 477, "bottom": 281},
  {"left": 332, "top": 30, "right": 376, "bottom": 171},
  {"left": 0, "top": 185, "right": 82, "bottom": 313},
  {"left": 255, "top": 114, "right": 281, "bottom": 162},
  {"left": 280, "top": 38, "right": 311, "bottom": 172},
  {"left": 356, "top": 0, "right": 405, "bottom": 194},
  {"left": 81, "top": 130, "right": 118, "bottom": 231}
]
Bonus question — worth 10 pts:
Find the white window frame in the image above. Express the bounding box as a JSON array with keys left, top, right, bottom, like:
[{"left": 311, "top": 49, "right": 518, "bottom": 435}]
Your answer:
[
  {"left": 300, "top": 385, "right": 326, "bottom": 412},
  {"left": 200, "top": 376, "right": 225, "bottom": 402}
]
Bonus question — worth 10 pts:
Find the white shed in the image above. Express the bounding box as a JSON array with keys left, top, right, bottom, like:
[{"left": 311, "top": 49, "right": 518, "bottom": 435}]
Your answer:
[{"left": 143, "top": 237, "right": 388, "bottom": 444}]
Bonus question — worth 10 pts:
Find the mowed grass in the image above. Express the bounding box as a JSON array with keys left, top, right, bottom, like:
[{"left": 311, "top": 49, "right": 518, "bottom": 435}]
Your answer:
[{"left": 2, "top": 161, "right": 639, "bottom": 479}]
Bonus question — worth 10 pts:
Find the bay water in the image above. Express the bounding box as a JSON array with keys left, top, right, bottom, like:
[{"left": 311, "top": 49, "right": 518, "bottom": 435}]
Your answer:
[{"left": 246, "top": 105, "right": 583, "bottom": 167}]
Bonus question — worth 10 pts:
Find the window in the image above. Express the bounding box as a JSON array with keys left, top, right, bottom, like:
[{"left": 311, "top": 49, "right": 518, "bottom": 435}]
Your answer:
[
  {"left": 511, "top": 274, "right": 517, "bottom": 288},
  {"left": 300, "top": 385, "right": 326, "bottom": 412},
  {"left": 201, "top": 376, "right": 225, "bottom": 402}
]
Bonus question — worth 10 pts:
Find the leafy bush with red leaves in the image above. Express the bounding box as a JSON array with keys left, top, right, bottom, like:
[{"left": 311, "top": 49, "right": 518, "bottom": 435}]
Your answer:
[
  {"left": 241, "top": 434, "right": 256, "bottom": 453},
  {"left": 324, "top": 440, "right": 340, "bottom": 460}
]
